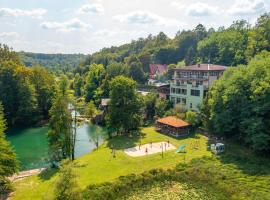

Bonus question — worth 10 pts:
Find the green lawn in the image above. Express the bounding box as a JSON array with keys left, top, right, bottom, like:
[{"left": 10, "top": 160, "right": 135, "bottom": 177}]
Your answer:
[
  {"left": 11, "top": 127, "right": 270, "bottom": 200},
  {"left": 11, "top": 127, "right": 211, "bottom": 200}
]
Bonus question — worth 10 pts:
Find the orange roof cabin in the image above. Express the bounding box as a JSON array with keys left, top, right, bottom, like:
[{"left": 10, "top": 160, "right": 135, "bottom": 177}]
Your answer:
[{"left": 156, "top": 116, "right": 190, "bottom": 137}]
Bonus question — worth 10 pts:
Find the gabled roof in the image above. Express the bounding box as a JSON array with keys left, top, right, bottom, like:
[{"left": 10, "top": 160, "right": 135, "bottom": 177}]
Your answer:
[
  {"left": 149, "top": 64, "right": 168, "bottom": 75},
  {"left": 157, "top": 116, "right": 189, "bottom": 128},
  {"left": 175, "top": 64, "right": 227, "bottom": 71}
]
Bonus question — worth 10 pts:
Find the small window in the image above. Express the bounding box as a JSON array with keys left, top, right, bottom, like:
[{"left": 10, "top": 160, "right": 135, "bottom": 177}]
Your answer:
[
  {"left": 177, "top": 98, "right": 181, "bottom": 103},
  {"left": 190, "top": 103, "right": 192, "bottom": 109},
  {"left": 182, "top": 89, "right": 187, "bottom": 95},
  {"left": 182, "top": 98, "right": 186, "bottom": 105},
  {"left": 191, "top": 89, "right": 200, "bottom": 96}
]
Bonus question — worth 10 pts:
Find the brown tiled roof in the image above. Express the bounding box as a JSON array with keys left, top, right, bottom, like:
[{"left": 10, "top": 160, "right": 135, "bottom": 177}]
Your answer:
[
  {"left": 149, "top": 64, "right": 168, "bottom": 75},
  {"left": 175, "top": 64, "right": 227, "bottom": 71},
  {"left": 157, "top": 116, "right": 189, "bottom": 128}
]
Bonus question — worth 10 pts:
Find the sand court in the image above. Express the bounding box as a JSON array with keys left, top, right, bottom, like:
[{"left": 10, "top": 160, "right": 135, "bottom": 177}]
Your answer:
[{"left": 124, "top": 141, "right": 176, "bottom": 157}]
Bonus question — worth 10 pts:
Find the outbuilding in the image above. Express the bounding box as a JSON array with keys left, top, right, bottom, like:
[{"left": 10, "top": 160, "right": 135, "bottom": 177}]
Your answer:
[{"left": 156, "top": 116, "right": 190, "bottom": 137}]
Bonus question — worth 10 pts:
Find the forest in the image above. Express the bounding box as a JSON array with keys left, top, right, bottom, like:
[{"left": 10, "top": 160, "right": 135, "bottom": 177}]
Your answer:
[{"left": 19, "top": 52, "right": 86, "bottom": 74}]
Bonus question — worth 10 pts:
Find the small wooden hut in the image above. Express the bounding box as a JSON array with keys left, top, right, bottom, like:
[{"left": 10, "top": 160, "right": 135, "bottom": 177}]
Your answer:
[{"left": 156, "top": 116, "right": 190, "bottom": 137}]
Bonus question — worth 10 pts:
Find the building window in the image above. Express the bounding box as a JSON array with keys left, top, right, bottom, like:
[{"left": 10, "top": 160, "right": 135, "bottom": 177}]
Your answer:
[
  {"left": 176, "top": 88, "right": 181, "bottom": 94},
  {"left": 171, "top": 97, "right": 175, "bottom": 103},
  {"left": 182, "top": 98, "right": 186, "bottom": 105},
  {"left": 171, "top": 88, "right": 176, "bottom": 93},
  {"left": 182, "top": 89, "right": 187, "bottom": 95},
  {"left": 191, "top": 89, "right": 200, "bottom": 96},
  {"left": 177, "top": 98, "right": 181, "bottom": 103},
  {"left": 190, "top": 103, "right": 192, "bottom": 109}
]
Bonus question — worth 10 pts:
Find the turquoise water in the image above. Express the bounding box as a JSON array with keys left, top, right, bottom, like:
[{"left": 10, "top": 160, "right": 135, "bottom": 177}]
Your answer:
[{"left": 6, "top": 124, "right": 107, "bottom": 170}]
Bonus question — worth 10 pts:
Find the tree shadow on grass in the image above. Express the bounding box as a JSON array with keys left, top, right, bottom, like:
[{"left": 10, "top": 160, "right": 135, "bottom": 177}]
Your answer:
[
  {"left": 207, "top": 138, "right": 270, "bottom": 176},
  {"left": 38, "top": 168, "right": 59, "bottom": 181},
  {"left": 106, "top": 132, "right": 146, "bottom": 150}
]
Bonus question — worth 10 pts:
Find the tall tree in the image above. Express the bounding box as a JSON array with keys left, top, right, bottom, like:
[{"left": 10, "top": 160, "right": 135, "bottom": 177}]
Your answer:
[
  {"left": 73, "top": 73, "right": 84, "bottom": 97},
  {"left": 0, "top": 102, "right": 18, "bottom": 193},
  {"left": 30, "top": 66, "right": 55, "bottom": 119},
  {"left": 48, "top": 76, "right": 73, "bottom": 163},
  {"left": 85, "top": 64, "right": 105, "bottom": 102},
  {"left": 106, "top": 76, "right": 143, "bottom": 134}
]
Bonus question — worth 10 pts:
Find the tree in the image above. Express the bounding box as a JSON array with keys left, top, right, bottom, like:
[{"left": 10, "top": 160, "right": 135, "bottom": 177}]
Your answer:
[
  {"left": 106, "top": 76, "right": 143, "bottom": 134},
  {"left": 0, "top": 102, "right": 18, "bottom": 193},
  {"left": 73, "top": 73, "right": 84, "bottom": 97},
  {"left": 54, "top": 160, "right": 81, "bottom": 200},
  {"left": 155, "top": 98, "right": 169, "bottom": 117},
  {"left": 48, "top": 76, "right": 73, "bottom": 163},
  {"left": 246, "top": 13, "right": 270, "bottom": 60},
  {"left": 204, "top": 51, "right": 270, "bottom": 153},
  {"left": 185, "top": 110, "right": 199, "bottom": 127},
  {"left": 30, "top": 66, "right": 55, "bottom": 119},
  {"left": 84, "top": 101, "right": 97, "bottom": 119},
  {"left": 0, "top": 44, "right": 20, "bottom": 64},
  {"left": 88, "top": 125, "right": 105, "bottom": 149},
  {"left": 106, "top": 62, "right": 129, "bottom": 79},
  {"left": 129, "top": 61, "right": 146, "bottom": 83},
  {"left": 144, "top": 93, "right": 158, "bottom": 120},
  {"left": 85, "top": 64, "right": 105, "bottom": 102},
  {"left": 0, "top": 61, "right": 42, "bottom": 127}
]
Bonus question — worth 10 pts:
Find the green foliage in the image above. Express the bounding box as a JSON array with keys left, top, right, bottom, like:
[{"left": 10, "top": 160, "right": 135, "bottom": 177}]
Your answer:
[
  {"left": 185, "top": 110, "right": 199, "bottom": 127},
  {"left": 85, "top": 64, "right": 106, "bottom": 103},
  {"left": 106, "top": 62, "right": 129, "bottom": 79},
  {"left": 203, "top": 51, "right": 270, "bottom": 153},
  {"left": 0, "top": 102, "right": 19, "bottom": 193},
  {"left": 155, "top": 98, "right": 170, "bottom": 117},
  {"left": 144, "top": 93, "right": 158, "bottom": 120},
  {"left": 80, "top": 14, "right": 269, "bottom": 81},
  {"left": 0, "top": 44, "right": 20, "bottom": 64},
  {"left": 73, "top": 73, "right": 84, "bottom": 97},
  {"left": 0, "top": 45, "right": 55, "bottom": 127},
  {"left": 19, "top": 52, "right": 86, "bottom": 74},
  {"left": 106, "top": 76, "right": 143, "bottom": 134},
  {"left": 48, "top": 77, "right": 73, "bottom": 162},
  {"left": 54, "top": 160, "right": 81, "bottom": 200},
  {"left": 30, "top": 66, "right": 55, "bottom": 119},
  {"left": 85, "top": 101, "right": 98, "bottom": 119}
]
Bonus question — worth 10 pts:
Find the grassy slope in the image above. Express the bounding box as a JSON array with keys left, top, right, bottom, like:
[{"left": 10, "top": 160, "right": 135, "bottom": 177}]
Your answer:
[
  {"left": 11, "top": 127, "right": 270, "bottom": 200},
  {"left": 12, "top": 127, "right": 211, "bottom": 200},
  {"left": 121, "top": 181, "right": 227, "bottom": 200}
]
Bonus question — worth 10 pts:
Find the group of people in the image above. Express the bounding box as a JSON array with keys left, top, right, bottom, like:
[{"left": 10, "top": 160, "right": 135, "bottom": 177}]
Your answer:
[{"left": 144, "top": 140, "right": 170, "bottom": 155}]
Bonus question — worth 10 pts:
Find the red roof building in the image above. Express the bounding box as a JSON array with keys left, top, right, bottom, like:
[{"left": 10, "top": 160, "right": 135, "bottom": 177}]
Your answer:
[
  {"left": 149, "top": 64, "right": 168, "bottom": 79},
  {"left": 156, "top": 116, "right": 190, "bottom": 137}
]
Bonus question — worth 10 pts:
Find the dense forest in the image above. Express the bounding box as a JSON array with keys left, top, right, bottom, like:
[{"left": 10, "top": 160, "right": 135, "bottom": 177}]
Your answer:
[
  {"left": 19, "top": 52, "right": 86, "bottom": 74},
  {"left": 76, "top": 13, "right": 269, "bottom": 84}
]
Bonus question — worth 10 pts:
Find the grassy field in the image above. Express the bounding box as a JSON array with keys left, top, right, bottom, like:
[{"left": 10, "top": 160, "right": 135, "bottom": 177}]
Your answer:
[
  {"left": 11, "top": 127, "right": 211, "bottom": 200},
  {"left": 120, "top": 181, "right": 227, "bottom": 200},
  {"left": 10, "top": 126, "right": 270, "bottom": 200}
]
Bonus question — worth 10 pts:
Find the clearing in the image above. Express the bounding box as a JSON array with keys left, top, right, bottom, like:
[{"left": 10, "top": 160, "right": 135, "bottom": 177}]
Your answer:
[{"left": 124, "top": 141, "right": 176, "bottom": 157}]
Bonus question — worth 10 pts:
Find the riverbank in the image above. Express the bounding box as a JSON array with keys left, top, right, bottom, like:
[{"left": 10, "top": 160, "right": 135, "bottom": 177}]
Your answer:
[{"left": 8, "top": 168, "right": 47, "bottom": 182}]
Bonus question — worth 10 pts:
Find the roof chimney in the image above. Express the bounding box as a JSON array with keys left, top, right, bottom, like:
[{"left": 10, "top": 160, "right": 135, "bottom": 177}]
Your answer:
[{"left": 198, "top": 64, "right": 200, "bottom": 68}]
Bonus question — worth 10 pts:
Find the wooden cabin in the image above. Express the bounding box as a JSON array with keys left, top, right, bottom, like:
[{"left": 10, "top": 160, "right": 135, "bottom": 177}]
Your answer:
[{"left": 156, "top": 116, "right": 190, "bottom": 137}]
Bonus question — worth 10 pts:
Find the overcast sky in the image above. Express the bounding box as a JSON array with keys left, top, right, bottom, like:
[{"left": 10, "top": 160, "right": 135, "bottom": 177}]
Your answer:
[{"left": 0, "top": 0, "right": 269, "bottom": 54}]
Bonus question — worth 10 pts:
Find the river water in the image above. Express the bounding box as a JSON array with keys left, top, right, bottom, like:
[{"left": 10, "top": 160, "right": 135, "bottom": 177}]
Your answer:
[{"left": 6, "top": 123, "right": 107, "bottom": 170}]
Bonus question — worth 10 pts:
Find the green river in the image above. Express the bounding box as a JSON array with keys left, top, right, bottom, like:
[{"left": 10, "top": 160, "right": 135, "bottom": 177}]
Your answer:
[{"left": 6, "top": 124, "right": 107, "bottom": 170}]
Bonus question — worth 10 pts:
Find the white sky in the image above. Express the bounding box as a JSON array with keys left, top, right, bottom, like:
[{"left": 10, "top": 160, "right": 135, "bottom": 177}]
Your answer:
[{"left": 0, "top": 0, "right": 269, "bottom": 54}]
